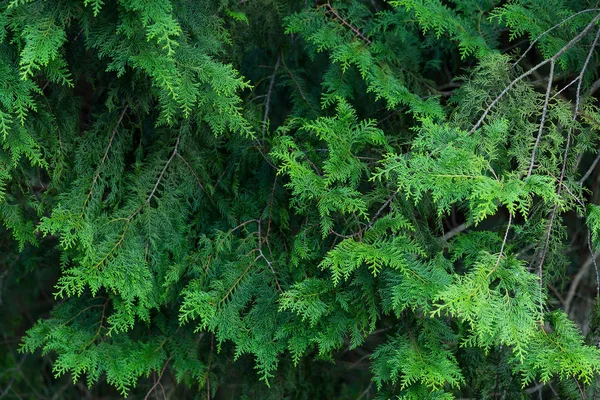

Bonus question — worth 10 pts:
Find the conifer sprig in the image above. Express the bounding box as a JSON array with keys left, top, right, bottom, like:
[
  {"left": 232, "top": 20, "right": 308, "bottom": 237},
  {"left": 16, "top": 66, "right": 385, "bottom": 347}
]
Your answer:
[{"left": 2, "top": 0, "right": 600, "bottom": 398}]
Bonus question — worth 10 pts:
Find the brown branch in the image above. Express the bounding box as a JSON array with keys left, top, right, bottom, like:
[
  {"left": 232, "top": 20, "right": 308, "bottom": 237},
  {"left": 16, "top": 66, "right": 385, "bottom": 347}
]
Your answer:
[
  {"left": 590, "top": 77, "right": 600, "bottom": 96},
  {"left": 206, "top": 335, "right": 213, "bottom": 400},
  {"left": 574, "top": 27, "right": 600, "bottom": 119},
  {"left": 144, "top": 356, "right": 172, "bottom": 400},
  {"left": 552, "top": 75, "right": 580, "bottom": 100},
  {"left": 364, "top": 189, "right": 398, "bottom": 232},
  {"left": 265, "top": 175, "right": 278, "bottom": 259},
  {"left": 579, "top": 150, "right": 600, "bottom": 184},
  {"left": 329, "top": 229, "right": 356, "bottom": 239},
  {"left": 586, "top": 229, "right": 600, "bottom": 305},
  {"left": 329, "top": 189, "right": 398, "bottom": 240},
  {"left": 229, "top": 219, "right": 260, "bottom": 234},
  {"left": 252, "top": 142, "right": 277, "bottom": 169},
  {"left": 83, "top": 299, "right": 109, "bottom": 349}
]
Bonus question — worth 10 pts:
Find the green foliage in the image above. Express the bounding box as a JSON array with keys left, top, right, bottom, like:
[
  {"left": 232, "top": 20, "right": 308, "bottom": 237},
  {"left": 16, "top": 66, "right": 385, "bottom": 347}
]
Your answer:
[{"left": 2, "top": 0, "right": 600, "bottom": 398}]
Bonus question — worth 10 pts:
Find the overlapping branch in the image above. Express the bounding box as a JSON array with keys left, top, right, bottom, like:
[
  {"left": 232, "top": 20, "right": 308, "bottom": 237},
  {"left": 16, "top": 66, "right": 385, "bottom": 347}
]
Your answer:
[{"left": 469, "top": 12, "right": 600, "bottom": 135}]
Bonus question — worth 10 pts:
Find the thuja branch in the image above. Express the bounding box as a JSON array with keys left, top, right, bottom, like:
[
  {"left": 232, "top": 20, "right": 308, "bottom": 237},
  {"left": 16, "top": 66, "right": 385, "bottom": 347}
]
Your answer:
[
  {"left": 330, "top": 189, "right": 399, "bottom": 240},
  {"left": 512, "top": 8, "right": 600, "bottom": 68},
  {"left": 83, "top": 298, "right": 109, "bottom": 349},
  {"left": 469, "top": 12, "right": 600, "bottom": 135},
  {"left": 281, "top": 56, "right": 318, "bottom": 118},
  {"left": 93, "top": 135, "right": 181, "bottom": 270},
  {"left": 535, "top": 26, "right": 600, "bottom": 289},
  {"left": 81, "top": 107, "right": 128, "bottom": 216}
]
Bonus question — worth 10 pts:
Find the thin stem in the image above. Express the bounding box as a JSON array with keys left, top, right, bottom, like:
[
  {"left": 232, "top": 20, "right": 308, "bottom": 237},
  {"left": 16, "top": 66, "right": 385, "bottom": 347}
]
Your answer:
[
  {"left": 81, "top": 107, "right": 128, "bottom": 216},
  {"left": 176, "top": 153, "right": 205, "bottom": 193},
  {"left": 322, "top": 1, "right": 371, "bottom": 45},
  {"left": 257, "top": 207, "right": 282, "bottom": 293},
  {"left": 470, "top": 12, "right": 600, "bottom": 135},
  {"left": 513, "top": 8, "right": 600, "bottom": 68},
  {"left": 262, "top": 55, "right": 281, "bottom": 135},
  {"left": 589, "top": 231, "right": 600, "bottom": 301},
  {"left": 495, "top": 213, "right": 512, "bottom": 268},
  {"left": 537, "top": 25, "right": 600, "bottom": 299},
  {"left": 144, "top": 356, "right": 172, "bottom": 400},
  {"left": 363, "top": 189, "right": 398, "bottom": 232},
  {"left": 147, "top": 136, "right": 181, "bottom": 204},
  {"left": 527, "top": 59, "right": 554, "bottom": 178},
  {"left": 443, "top": 222, "right": 468, "bottom": 242},
  {"left": 579, "top": 150, "right": 600, "bottom": 184}
]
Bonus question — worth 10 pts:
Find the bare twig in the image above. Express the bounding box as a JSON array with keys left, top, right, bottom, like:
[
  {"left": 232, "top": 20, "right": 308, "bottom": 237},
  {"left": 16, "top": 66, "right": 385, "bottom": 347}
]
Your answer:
[
  {"left": 563, "top": 238, "right": 600, "bottom": 316},
  {"left": 495, "top": 213, "right": 512, "bottom": 268},
  {"left": 574, "top": 377, "right": 586, "bottom": 399},
  {"left": 144, "top": 356, "right": 172, "bottom": 400},
  {"left": 147, "top": 136, "right": 181, "bottom": 204},
  {"left": 322, "top": 1, "right": 371, "bottom": 45},
  {"left": 329, "top": 189, "right": 399, "bottom": 240},
  {"left": 513, "top": 8, "right": 600, "bottom": 68},
  {"left": 535, "top": 25, "right": 600, "bottom": 296},
  {"left": 589, "top": 77, "right": 600, "bottom": 96},
  {"left": 265, "top": 175, "right": 278, "bottom": 258},
  {"left": 574, "top": 27, "right": 600, "bottom": 118},
  {"left": 442, "top": 222, "right": 468, "bottom": 241},
  {"left": 262, "top": 55, "right": 281, "bottom": 135},
  {"left": 206, "top": 335, "right": 213, "bottom": 400},
  {"left": 355, "top": 381, "right": 373, "bottom": 400},
  {"left": 579, "top": 150, "right": 600, "bottom": 184},
  {"left": 82, "top": 299, "right": 109, "bottom": 349},
  {"left": 470, "top": 12, "right": 600, "bottom": 134},
  {"left": 257, "top": 215, "right": 283, "bottom": 293},
  {"left": 176, "top": 153, "right": 205, "bottom": 193},
  {"left": 229, "top": 219, "right": 260, "bottom": 234},
  {"left": 552, "top": 75, "right": 580, "bottom": 100},
  {"left": 589, "top": 230, "right": 600, "bottom": 301},
  {"left": 363, "top": 189, "right": 398, "bottom": 232},
  {"left": 0, "top": 355, "right": 27, "bottom": 399},
  {"left": 527, "top": 59, "right": 554, "bottom": 178}
]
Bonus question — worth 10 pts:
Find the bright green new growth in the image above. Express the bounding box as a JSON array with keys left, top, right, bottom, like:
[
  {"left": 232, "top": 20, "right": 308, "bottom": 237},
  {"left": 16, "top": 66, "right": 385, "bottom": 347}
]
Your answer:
[{"left": 1, "top": 0, "right": 600, "bottom": 398}]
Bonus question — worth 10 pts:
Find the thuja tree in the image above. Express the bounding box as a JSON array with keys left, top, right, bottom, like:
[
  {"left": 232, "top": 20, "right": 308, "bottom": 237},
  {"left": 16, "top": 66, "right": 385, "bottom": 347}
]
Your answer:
[{"left": 3, "top": 0, "right": 600, "bottom": 398}]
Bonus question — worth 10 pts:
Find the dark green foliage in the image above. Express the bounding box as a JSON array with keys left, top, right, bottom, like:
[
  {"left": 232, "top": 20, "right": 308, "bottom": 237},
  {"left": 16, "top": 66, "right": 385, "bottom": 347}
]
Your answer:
[{"left": 2, "top": 0, "right": 600, "bottom": 398}]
